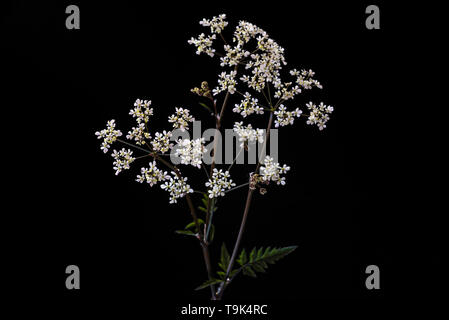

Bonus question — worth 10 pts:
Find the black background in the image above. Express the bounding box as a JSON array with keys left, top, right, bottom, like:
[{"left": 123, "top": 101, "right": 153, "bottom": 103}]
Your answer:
[{"left": 3, "top": 0, "right": 444, "bottom": 316}]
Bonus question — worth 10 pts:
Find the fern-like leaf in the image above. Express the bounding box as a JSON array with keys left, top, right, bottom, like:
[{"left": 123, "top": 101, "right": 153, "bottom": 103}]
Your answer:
[
  {"left": 195, "top": 278, "right": 223, "bottom": 291},
  {"left": 238, "top": 245, "right": 297, "bottom": 278}
]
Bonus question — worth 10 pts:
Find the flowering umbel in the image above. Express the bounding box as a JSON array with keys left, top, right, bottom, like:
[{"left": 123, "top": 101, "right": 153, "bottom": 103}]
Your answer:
[{"left": 95, "top": 14, "right": 334, "bottom": 300}]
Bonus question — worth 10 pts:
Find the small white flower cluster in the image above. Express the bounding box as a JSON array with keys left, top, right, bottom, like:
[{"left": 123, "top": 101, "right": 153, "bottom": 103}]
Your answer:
[
  {"left": 161, "top": 172, "right": 194, "bottom": 204},
  {"left": 233, "top": 122, "right": 264, "bottom": 147},
  {"left": 168, "top": 108, "right": 195, "bottom": 132},
  {"left": 95, "top": 120, "right": 123, "bottom": 153},
  {"left": 127, "top": 99, "right": 153, "bottom": 145},
  {"left": 273, "top": 81, "right": 302, "bottom": 101},
  {"left": 233, "top": 20, "right": 266, "bottom": 46},
  {"left": 199, "top": 14, "right": 228, "bottom": 34},
  {"left": 213, "top": 71, "right": 237, "bottom": 95},
  {"left": 259, "top": 156, "right": 290, "bottom": 186},
  {"left": 188, "top": 33, "right": 216, "bottom": 57},
  {"left": 127, "top": 123, "right": 151, "bottom": 145},
  {"left": 289, "top": 69, "right": 322, "bottom": 90},
  {"left": 151, "top": 131, "right": 173, "bottom": 153},
  {"left": 136, "top": 161, "right": 170, "bottom": 186},
  {"left": 305, "top": 102, "right": 334, "bottom": 131},
  {"left": 233, "top": 92, "right": 264, "bottom": 117},
  {"left": 175, "top": 138, "right": 206, "bottom": 168},
  {"left": 205, "top": 169, "right": 236, "bottom": 198},
  {"left": 236, "top": 21, "right": 287, "bottom": 92},
  {"left": 189, "top": 15, "right": 325, "bottom": 108},
  {"left": 111, "top": 148, "right": 135, "bottom": 175},
  {"left": 129, "top": 99, "right": 154, "bottom": 123},
  {"left": 274, "top": 105, "right": 303, "bottom": 127},
  {"left": 220, "top": 44, "right": 251, "bottom": 67}
]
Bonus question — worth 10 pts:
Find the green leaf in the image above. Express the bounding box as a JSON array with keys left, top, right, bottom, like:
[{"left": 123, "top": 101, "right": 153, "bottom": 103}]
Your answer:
[
  {"left": 185, "top": 219, "right": 205, "bottom": 230},
  {"left": 195, "top": 278, "right": 223, "bottom": 291},
  {"left": 237, "top": 248, "right": 247, "bottom": 266},
  {"left": 249, "top": 247, "right": 256, "bottom": 262},
  {"left": 218, "top": 243, "right": 230, "bottom": 272},
  {"left": 243, "top": 266, "right": 257, "bottom": 278},
  {"left": 257, "top": 247, "right": 264, "bottom": 259},
  {"left": 198, "top": 193, "right": 210, "bottom": 215},
  {"left": 175, "top": 230, "right": 196, "bottom": 236},
  {"left": 229, "top": 269, "right": 240, "bottom": 278},
  {"left": 198, "top": 206, "right": 208, "bottom": 213},
  {"left": 252, "top": 263, "right": 266, "bottom": 273},
  {"left": 199, "top": 102, "right": 213, "bottom": 114},
  {"left": 239, "top": 245, "right": 298, "bottom": 278}
]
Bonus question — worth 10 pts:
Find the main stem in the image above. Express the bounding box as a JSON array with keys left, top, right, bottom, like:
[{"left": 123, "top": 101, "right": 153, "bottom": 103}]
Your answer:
[
  {"left": 154, "top": 154, "right": 217, "bottom": 299},
  {"left": 216, "top": 112, "right": 274, "bottom": 300}
]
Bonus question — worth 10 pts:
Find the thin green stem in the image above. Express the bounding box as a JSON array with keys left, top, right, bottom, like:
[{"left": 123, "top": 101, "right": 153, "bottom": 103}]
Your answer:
[
  {"left": 225, "top": 182, "right": 250, "bottom": 194},
  {"left": 116, "top": 138, "right": 149, "bottom": 153},
  {"left": 227, "top": 146, "right": 244, "bottom": 172}
]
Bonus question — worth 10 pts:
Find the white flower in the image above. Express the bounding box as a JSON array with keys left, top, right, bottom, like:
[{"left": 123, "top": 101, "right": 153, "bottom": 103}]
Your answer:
[
  {"left": 234, "top": 20, "right": 287, "bottom": 92},
  {"left": 129, "top": 99, "right": 153, "bottom": 124},
  {"left": 127, "top": 122, "right": 151, "bottom": 145},
  {"left": 168, "top": 107, "right": 195, "bottom": 132},
  {"left": 274, "top": 104, "right": 302, "bottom": 127},
  {"left": 174, "top": 138, "right": 206, "bottom": 168},
  {"left": 233, "top": 92, "right": 264, "bottom": 117},
  {"left": 273, "top": 82, "right": 302, "bottom": 100},
  {"left": 205, "top": 168, "right": 236, "bottom": 198},
  {"left": 220, "top": 44, "right": 250, "bottom": 67},
  {"left": 213, "top": 71, "right": 237, "bottom": 95},
  {"left": 160, "top": 172, "right": 194, "bottom": 204},
  {"left": 259, "top": 156, "right": 290, "bottom": 185},
  {"left": 233, "top": 122, "right": 264, "bottom": 147},
  {"left": 199, "top": 14, "right": 228, "bottom": 34},
  {"left": 305, "top": 102, "right": 333, "bottom": 130},
  {"left": 136, "top": 161, "right": 170, "bottom": 186},
  {"left": 187, "top": 33, "right": 217, "bottom": 57},
  {"left": 189, "top": 15, "right": 324, "bottom": 104},
  {"left": 95, "top": 119, "right": 123, "bottom": 153},
  {"left": 126, "top": 99, "right": 153, "bottom": 145},
  {"left": 111, "top": 148, "right": 135, "bottom": 175},
  {"left": 151, "top": 131, "right": 173, "bottom": 153},
  {"left": 293, "top": 69, "right": 322, "bottom": 90}
]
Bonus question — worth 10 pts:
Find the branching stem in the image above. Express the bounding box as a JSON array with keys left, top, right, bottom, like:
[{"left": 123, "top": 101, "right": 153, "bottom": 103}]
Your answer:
[{"left": 116, "top": 138, "right": 217, "bottom": 299}]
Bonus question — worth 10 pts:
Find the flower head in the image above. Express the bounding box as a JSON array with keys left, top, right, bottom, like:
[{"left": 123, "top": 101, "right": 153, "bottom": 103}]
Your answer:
[
  {"left": 274, "top": 105, "right": 302, "bottom": 127},
  {"left": 290, "top": 69, "right": 322, "bottom": 90},
  {"left": 188, "top": 33, "right": 217, "bottom": 57},
  {"left": 129, "top": 99, "right": 153, "bottom": 124},
  {"left": 168, "top": 108, "right": 195, "bottom": 132},
  {"left": 111, "top": 148, "right": 135, "bottom": 175},
  {"left": 174, "top": 138, "right": 206, "bottom": 168},
  {"left": 213, "top": 71, "right": 237, "bottom": 95},
  {"left": 151, "top": 131, "right": 173, "bottom": 153},
  {"left": 127, "top": 122, "right": 151, "bottom": 145},
  {"left": 233, "top": 92, "right": 264, "bottom": 118},
  {"left": 95, "top": 119, "right": 123, "bottom": 153},
  {"left": 259, "top": 156, "right": 290, "bottom": 185},
  {"left": 136, "top": 161, "right": 170, "bottom": 186},
  {"left": 305, "top": 102, "right": 333, "bottom": 130},
  {"left": 233, "top": 122, "right": 264, "bottom": 147},
  {"left": 161, "top": 172, "right": 194, "bottom": 204},
  {"left": 205, "top": 169, "right": 236, "bottom": 198},
  {"left": 199, "top": 14, "right": 228, "bottom": 34}
]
